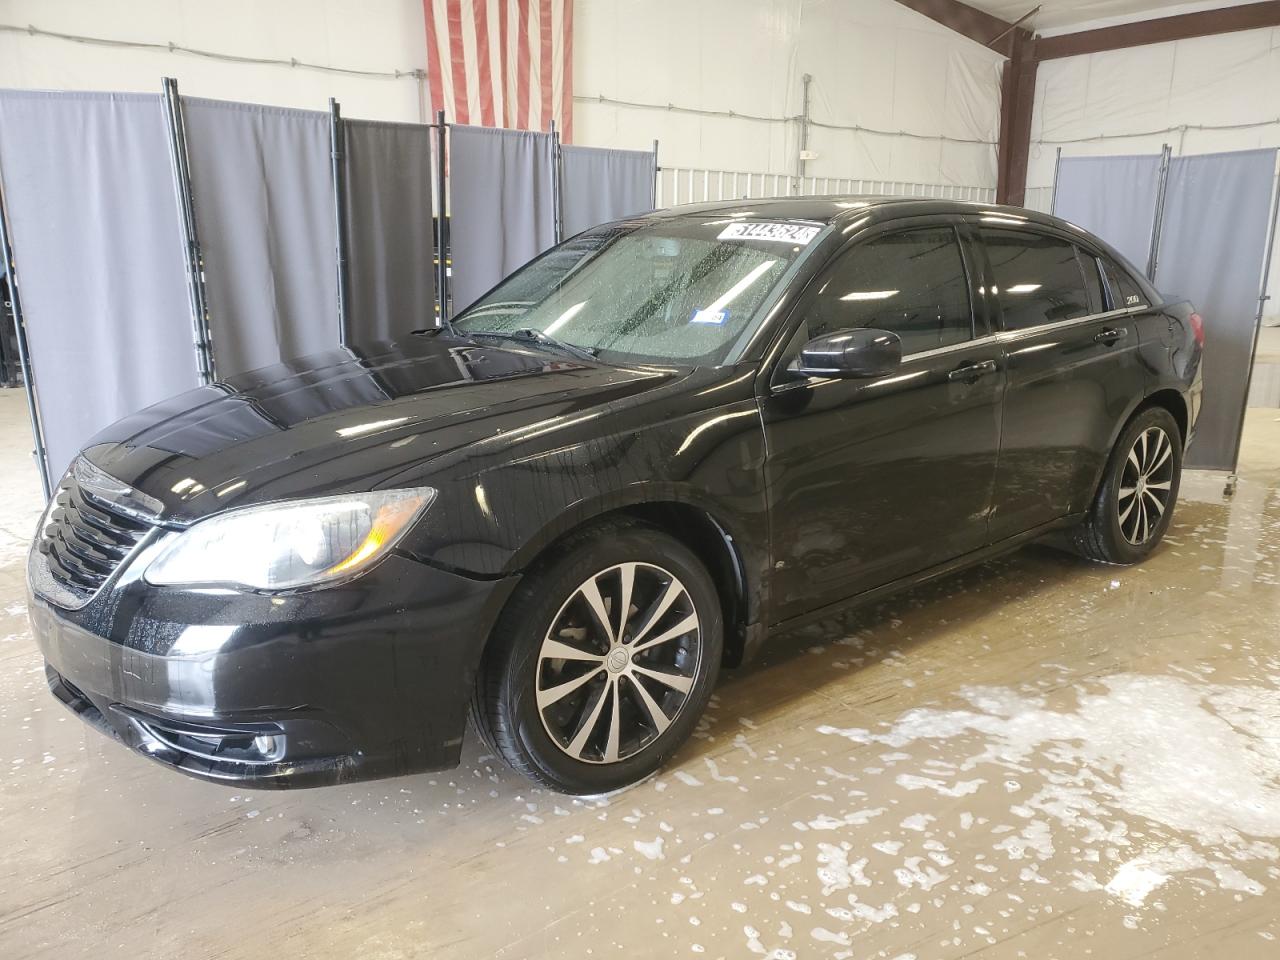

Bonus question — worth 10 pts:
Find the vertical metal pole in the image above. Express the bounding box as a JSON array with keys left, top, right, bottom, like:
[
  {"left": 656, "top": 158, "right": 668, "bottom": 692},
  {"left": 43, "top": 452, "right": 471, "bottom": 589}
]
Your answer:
[
  {"left": 0, "top": 168, "right": 53, "bottom": 500},
  {"left": 1226, "top": 158, "right": 1280, "bottom": 484},
  {"left": 434, "top": 110, "right": 450, "bottom": 327},
  {"left": 1146, "top": 143, "right": 1173, "bottom": 282},
  {"left": 329, "top": 98, "right": 350, "bottom": 346},
  {"left": 795, "top": 73, "right": 812, "bottom": 195},
  {"left": 161, "top": 77, "right": 216, "bottom": 384},
  {"left": 1049, "top": 146, "right": 1063, "bottom": 214},
  {"left": 652, "top": 139, "right": 659, "bottom": 208},
  {"left": 415, "top": 69, "right": 429, "bottom": 124},
  {"left": 550, "top": 119, "right": 563, "bottom": 243}
]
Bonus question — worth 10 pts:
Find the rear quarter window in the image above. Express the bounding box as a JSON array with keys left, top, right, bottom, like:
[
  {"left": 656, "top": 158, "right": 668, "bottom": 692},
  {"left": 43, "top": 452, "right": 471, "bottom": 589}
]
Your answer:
[{"left": 1101, "top": 257, "right": 1150, "bottom": 311}]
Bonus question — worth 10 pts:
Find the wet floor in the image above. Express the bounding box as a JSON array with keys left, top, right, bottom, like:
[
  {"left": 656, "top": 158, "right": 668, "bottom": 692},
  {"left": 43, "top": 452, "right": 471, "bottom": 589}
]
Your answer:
[{"left": 2, "top": 390, "right": 1279, "bottom": 959}]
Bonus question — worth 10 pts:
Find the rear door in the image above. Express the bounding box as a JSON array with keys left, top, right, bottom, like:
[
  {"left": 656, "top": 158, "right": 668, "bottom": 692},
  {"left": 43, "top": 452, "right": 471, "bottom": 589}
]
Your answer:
[
  {"left": 761, "top": 219, "right": 1004, "bottom": 622},
  {"left": 975, "top": 223, "right": 1147, "bottom": 541}
]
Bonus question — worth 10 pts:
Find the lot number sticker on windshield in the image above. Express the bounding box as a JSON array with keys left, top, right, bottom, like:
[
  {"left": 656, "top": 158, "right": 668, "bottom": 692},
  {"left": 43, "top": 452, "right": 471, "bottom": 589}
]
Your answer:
[
  {"left": 690, "top": 308, "right": 728, "bottom": 325},
  {"left": 718, "top": 222, "right": 821, "bottom": 245}
]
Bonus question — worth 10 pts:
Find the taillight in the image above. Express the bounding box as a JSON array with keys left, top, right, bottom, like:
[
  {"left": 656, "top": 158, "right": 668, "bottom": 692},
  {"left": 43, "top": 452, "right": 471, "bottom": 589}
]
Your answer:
[{"left": 1189, "top": 312, "right": 1204, "bottom": 347}]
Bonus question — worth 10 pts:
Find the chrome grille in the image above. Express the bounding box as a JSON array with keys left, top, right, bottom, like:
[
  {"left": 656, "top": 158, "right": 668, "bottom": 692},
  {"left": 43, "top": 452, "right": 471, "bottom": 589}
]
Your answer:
[{"left": 34, "top": 468, "right": 156, "bottom": 606}]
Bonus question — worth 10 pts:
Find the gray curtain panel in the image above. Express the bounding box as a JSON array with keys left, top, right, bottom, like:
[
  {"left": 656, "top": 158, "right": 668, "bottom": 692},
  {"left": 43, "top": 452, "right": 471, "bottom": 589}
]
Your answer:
[
  {"left": 1154, "top": 148, "right": 1278, "bottom": 471},
  {"left": 343, "top": 119, "right": 436, "bottom": 343},
  {"left": 0, "top": 90, "right": 198, "bottom": 482},
  {"left": 448, "top": 125, "right": 556, "bottom": 312},
  {"left": 560, "top": 144, "right": 657, "bottom": 237},
  {"left": 1052, "top": 154, "right": 1164, "bottom": 271},
  {"left": 181, "top": 97, "right": 338, "bottom": 377}
]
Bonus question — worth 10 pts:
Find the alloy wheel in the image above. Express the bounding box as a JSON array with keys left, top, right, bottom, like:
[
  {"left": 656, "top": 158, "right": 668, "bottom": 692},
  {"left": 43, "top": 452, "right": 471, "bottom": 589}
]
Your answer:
[
  {"left": 535, "top": 562, "right": 702, "bottom": 764},
  {"left": 1118, "top": 426, "right": 1175, "bottom": 545}
]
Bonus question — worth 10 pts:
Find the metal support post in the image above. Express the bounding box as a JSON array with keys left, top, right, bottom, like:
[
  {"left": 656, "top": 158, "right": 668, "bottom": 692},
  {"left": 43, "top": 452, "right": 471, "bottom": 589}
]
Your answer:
[
  {"left": 161, "top": 77, "right": 216, "bottom": 384},
  {"left": 329, "top": 98, "right": 350, "bottom": 345},
  {"left": 434, "top": 110, "right": 451, "bottom": 327}
]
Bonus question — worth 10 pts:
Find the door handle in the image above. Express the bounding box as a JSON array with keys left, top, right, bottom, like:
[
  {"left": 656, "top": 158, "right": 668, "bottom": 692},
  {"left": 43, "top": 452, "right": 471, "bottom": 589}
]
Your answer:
[
  {"left": 947, "top": 359, "right": 998, "bottom": 382},
  {"left": 1094, "top": 327, "right": 1127, "bottom": 345}
]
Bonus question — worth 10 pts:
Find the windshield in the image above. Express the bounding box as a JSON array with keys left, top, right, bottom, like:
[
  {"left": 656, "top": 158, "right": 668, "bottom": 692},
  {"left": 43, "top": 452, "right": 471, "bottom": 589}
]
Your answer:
[{"left": 452, "top": 217, "right": 826, "bottom": 365}]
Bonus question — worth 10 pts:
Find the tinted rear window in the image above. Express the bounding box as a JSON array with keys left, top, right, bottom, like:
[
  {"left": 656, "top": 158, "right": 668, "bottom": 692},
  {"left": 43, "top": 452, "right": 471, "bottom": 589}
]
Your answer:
[{"left": 980, "top": 228, "right": 1091, "bottom": 331}]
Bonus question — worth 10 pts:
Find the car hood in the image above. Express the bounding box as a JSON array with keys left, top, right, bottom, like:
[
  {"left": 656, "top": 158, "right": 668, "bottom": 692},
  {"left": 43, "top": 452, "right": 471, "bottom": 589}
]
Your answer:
[{"left": 81, "top": 334, "right": 680, "bottom": 524}]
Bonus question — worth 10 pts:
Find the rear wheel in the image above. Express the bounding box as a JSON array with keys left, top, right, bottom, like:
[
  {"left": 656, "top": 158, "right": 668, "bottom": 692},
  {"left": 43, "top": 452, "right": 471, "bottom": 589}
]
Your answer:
[
  {"left": 473, "top": 520, "right": 722, "bottom": 794},
  {"left": 1072, "top": 405, "right": 1182, "bottom": 564}
]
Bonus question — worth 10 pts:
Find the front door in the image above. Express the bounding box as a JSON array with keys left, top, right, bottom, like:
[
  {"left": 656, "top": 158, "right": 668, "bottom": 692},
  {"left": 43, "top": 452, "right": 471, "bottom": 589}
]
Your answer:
[{"left": 761, "top": 221, "right": 1005, "bottom": 624}]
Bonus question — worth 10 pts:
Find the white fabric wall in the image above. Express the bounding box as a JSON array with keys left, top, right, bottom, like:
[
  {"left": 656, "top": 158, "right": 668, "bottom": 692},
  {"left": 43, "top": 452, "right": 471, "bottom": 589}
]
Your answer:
[
  {"left": 0, "top": 0, "right": 427, "bottom": 121},
  {"left": 575, "top": 0, "right": 1002, "bottom": 187},
  {"left": 1026, "top": 25, "right": 1280, "bottom": 324},
  {"left": 0, "top": 0, "right": 1002, "bottom": 190}
]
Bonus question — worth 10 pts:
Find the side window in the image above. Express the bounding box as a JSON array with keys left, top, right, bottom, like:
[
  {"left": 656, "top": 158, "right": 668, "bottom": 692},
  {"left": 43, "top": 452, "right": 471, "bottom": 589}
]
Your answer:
[
  {"left": 1077, "top": 249, "right": 1106, "bottom": 314},
  {"left": 806, "top": 226, "right": 973, "bottom": 356},
  {"left": 980, "top": 228, "right": 1091, "bottom": 331},
  {"left": 1101, "top": 257, "right": 1149, "bottom": 311}
]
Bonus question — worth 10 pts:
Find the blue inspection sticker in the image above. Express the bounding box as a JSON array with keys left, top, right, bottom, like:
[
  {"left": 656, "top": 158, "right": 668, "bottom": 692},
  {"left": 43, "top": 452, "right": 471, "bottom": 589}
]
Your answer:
[{"left": 690, "top": 308, "right": 728, "bottom": 325}]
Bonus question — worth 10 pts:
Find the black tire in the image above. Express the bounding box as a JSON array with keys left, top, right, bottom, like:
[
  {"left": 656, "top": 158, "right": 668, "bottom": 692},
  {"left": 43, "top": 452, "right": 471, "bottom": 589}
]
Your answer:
[
  {"left": 472, "top": 519, "right": 722, "bottom": 795},
  {"left": 1072, "top": 405, "right": 1182, "bottom": 564}
]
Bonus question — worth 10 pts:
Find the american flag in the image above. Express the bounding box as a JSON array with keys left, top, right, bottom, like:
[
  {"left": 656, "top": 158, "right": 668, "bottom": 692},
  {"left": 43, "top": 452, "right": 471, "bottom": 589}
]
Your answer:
[{"left": 422, "top": 0, "right": 574, "bottom": 140}]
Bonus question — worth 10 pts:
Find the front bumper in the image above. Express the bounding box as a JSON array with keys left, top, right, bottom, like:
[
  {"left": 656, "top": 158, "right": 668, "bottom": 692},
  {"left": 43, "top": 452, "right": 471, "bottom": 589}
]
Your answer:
[{"left": 29, "top": 553, "right": 518, "bottom": 788}]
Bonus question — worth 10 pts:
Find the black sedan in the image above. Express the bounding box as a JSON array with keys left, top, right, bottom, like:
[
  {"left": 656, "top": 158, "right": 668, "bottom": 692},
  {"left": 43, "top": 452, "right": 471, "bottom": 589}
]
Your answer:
[{"left": 28, "top": 197, "right": 1203, "bottom": 794}]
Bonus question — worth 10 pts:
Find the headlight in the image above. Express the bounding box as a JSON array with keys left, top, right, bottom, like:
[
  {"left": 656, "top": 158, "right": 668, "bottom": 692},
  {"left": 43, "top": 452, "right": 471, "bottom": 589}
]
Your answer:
[{"left": 145, "top": 487, "right": 435, "bottom": 591}]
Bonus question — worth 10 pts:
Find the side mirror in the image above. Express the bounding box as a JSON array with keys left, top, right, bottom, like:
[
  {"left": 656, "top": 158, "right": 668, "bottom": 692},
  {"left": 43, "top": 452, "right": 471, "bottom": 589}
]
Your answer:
[{"left": 793, "top": 328, "right": 902, "bottom": 379}]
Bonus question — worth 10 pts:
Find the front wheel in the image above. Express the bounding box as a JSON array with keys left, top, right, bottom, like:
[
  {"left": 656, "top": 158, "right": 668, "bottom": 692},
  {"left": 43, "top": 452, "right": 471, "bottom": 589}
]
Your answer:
[
  {"left": 473, "top": 520, "right": 722, "bottom": 794},
  {"left": 1072, "top": 405, "right": 1183, "bottom": 564}
]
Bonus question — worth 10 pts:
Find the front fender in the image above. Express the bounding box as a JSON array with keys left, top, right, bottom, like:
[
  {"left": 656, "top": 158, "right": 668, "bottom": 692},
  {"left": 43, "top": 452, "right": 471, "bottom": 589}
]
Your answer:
[{"left": 391, "top": 396, "right": 769, "bottom": 581}]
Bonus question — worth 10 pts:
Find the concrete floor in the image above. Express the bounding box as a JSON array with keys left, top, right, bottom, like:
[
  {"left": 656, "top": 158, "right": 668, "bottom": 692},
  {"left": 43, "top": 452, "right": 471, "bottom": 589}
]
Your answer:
[{"left": 2, "top": 390, "right": 1279, "bottom": 960}]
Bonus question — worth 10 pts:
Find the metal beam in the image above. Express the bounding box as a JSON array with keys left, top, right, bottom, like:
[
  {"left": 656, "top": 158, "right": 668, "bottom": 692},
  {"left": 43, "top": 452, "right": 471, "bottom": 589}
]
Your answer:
[
  {"left": 905, "top": 0, "right": 1280, "bottom": 210},
  {"left": 988, "top": 5, "right": 1041, "bottom": 49},
  {"left": 894, "top": 0, "right": 1037, "bottom": 206},
  {"left": 1036, "top": 1, "right": 1280, "bottom": 61},
  {"left": 996, "top": 30, "right": 1037, "bottom": 206},
  {"left": 892, "top": 0, "right": 1024, "bottom": 57}
]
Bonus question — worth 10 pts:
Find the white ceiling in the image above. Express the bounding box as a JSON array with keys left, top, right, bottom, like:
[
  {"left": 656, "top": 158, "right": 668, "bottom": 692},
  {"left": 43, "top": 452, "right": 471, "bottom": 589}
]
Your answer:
[{"left": 966, "top": 0, "right": 1265, "bottom": 33}]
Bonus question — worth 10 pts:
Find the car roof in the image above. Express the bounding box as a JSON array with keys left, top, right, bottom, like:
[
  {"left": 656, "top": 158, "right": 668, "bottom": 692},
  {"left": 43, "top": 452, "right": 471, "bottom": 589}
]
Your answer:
[{"left": 648, "top": 194, "right": 1089, "bottom": 237}]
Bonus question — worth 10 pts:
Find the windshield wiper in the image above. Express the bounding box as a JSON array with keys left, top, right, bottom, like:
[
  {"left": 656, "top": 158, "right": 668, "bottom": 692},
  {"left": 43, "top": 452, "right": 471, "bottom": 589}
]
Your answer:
[
  {"left": 512, "top": 328, "right": 600, "bottom": 361},
  {"left": 468, "top": 328, "right": 599, "bottom": 363}
]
